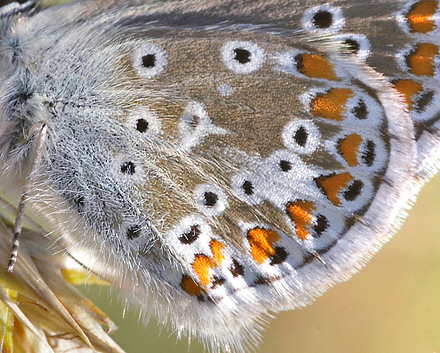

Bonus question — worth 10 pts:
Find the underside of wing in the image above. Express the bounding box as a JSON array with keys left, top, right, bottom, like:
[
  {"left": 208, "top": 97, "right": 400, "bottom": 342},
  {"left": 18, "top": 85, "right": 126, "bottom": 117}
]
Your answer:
[{"left": 2, "top": 1, "right": 439, "bottom": 352}]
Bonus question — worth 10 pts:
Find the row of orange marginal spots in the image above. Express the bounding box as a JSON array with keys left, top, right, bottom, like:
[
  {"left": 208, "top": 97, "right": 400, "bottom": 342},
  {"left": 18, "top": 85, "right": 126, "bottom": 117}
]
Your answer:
[
  {"left": 180, "top": 228, "right": 287, "bottom": 297},
  {"left": 301, "top": 1, "right": 440, "bottom": 216},
  {"left": 292, "top": 2, "right": 438, "bottom": 80},
  {"left": 394, "top": 0, "right": 439, "bottom": 111},
  {"left": 302, "top": 1, "right": 439, "bottom": 122},
  {"left": 180, "top": 201, "right": 334, "bottom": 297},
  {"left": 180, "top": 52, "right": 343, "bottom": 298},
  {"left": 180, "top": 203, "right": 334, "bottom": 298},
  {"left": 180, "top": 0, "right": 440, "bottom": 298},
  {"left": 307, "top": 86, "right": 360, "bottom": 208}
]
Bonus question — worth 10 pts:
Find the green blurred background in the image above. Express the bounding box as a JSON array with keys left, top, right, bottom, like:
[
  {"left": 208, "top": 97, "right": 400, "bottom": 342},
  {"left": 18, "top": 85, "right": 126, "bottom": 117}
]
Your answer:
[{"left": 1, "top": 0, "right": 439, "bottom": 351}]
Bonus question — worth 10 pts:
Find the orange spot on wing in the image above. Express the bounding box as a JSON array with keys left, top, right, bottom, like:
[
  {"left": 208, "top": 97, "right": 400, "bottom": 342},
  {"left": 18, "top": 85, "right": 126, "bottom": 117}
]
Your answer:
[
  {"left": 296, "top": 53, "right": 337, "bottom": 80},
  {"left": 181, "top": 275, "right": 203, "bottom": 297},
  {"left": 310, "top": 88, "right": 355, "bottom": 121},
  {"left": 393, "top": 79, "right": 424, "bottom": 110},
  {"left": 193, "top": 240, "right": 225, "bottom": 286},
  {"left": 210, "top": 239, "right": 225, "bottom": 263},
  {"left": 338, "top": 134, "right": 363, "bottom": 167},
  {"left": 315, "top": 173, "right": 353, "bottom": 206},
  {"left": 406, "top": 43, "right": 439, "bottom": 76},
  {"left": 407, "top": 0, "right": 438, "bottom": 33},
  {"left": 193, "top": 255, "right": 214, "bottom": 286},
  {"left": 286, "top": 200, "right": 315, "bottom": 240},
  {"left": 247, "top": 228, "right": 280, "bottom": 264}
]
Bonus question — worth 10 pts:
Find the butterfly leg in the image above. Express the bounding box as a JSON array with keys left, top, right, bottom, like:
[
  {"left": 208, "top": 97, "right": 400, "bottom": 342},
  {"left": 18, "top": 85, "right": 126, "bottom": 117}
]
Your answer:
[{"left": 7, "top": 123, "right": 47, "bottom": 272}]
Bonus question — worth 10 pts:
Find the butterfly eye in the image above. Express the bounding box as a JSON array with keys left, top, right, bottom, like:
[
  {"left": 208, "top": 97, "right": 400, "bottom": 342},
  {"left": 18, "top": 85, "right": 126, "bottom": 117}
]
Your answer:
[
  {"left": 221, "top": 41, "right": 265, "bottom": 74},
  {"left": 302, "top": 5, "right": 345, "bottom": 34},
  {"left": 133, "top": 42, "right": 168, "bottom": 79},
  {"left": 11, "top": 89, "right": 33, "bottom": 107}
]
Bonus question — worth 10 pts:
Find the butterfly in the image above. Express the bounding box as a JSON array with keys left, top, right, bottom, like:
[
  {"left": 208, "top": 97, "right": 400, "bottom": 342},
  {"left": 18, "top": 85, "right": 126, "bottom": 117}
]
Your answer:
[{"left": 0, "top": 0, "right": 439, "bottom": 352}]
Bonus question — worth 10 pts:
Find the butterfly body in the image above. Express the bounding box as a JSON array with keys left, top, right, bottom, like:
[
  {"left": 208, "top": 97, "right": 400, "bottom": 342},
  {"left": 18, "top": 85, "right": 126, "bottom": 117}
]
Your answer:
[{"left": 0, "top": 1, "right": 439, "bottom": 352}]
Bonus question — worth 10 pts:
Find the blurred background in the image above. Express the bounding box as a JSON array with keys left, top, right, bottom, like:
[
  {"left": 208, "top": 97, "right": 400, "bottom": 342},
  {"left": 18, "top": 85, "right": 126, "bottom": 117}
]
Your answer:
[{"left": 0, "top": 1, "right": 439, "bottom": 352}]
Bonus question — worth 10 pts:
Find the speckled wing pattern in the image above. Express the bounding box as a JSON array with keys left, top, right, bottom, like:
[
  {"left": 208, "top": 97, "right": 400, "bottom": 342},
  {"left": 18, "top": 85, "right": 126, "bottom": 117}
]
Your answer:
[{"left": 0, "top": 1, "right": 439, "bottom": 352}]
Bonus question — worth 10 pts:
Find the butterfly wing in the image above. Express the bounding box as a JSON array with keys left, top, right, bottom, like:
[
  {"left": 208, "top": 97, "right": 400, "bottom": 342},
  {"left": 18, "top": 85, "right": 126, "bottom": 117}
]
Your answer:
[{"left": 0, "top": 1, "right": 438, "bottom": 352}]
